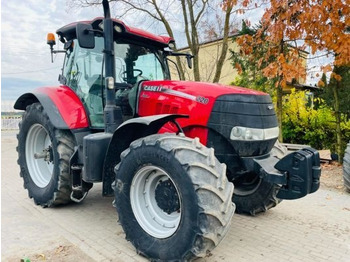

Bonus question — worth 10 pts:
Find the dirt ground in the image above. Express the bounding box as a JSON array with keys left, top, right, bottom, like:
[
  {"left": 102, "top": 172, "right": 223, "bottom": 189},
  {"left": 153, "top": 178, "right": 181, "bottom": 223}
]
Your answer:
[
  {"left": 12, "top": 242, "right": 94, "bottom": 262},
  {"left": 320, "top": 162, "right": 347, "bottom": 193}
]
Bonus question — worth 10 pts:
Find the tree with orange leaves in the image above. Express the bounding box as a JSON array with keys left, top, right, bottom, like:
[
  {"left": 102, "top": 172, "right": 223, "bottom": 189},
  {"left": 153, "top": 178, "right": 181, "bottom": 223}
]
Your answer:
[{"left": 226, "top": 0, "right": 350, "bottom": 149}]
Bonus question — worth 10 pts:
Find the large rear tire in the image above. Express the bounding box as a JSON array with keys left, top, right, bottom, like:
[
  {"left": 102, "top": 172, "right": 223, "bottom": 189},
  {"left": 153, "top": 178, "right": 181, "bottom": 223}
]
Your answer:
[
  {"left": 232, "top": 141, "right": 287, "bottom": 215},
  {"left": 17, "top": 103, "right": 75, "bottom": 207},
  {"left": 114, "top": 134, "right": 235, "bottom": 261},
  {"left": 343, "top": 142, "right": 350, "bottom": 192}
]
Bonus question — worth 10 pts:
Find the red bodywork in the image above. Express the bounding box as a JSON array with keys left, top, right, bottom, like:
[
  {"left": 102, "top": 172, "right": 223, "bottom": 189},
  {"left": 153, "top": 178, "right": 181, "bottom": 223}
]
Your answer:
[
  {"left": 138, "top": 80, "right": 265, "bottom": 144},
  {"left": 38, "top": 81, "right": 266, "bottom": 142},
  {"left": 57, "top": 18, "right": 173, "bottom": 46},
  {"left": 37, "top": 86, "right": 89, "bottom": 129}
]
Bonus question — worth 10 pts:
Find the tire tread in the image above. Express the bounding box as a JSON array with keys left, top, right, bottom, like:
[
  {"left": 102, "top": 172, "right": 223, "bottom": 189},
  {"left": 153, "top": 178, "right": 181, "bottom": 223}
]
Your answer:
[
  {"left": 122, "top": 133, "right": 235, "bottom": 261},
  {"left": 17, "top": 103, "right": 75, "bottom": 207}
]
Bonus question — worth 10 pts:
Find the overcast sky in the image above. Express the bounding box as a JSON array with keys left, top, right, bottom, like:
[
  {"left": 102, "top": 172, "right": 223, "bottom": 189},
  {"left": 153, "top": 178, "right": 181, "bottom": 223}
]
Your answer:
[
  {"left": 1, "top": 0, "right": 105, "bottom": 103},
  {"left": 1, "top": 0, "right": 190, "bottom": 104},
  {"left": 1, "top": 0, "right": 321, "bottom": 108}
]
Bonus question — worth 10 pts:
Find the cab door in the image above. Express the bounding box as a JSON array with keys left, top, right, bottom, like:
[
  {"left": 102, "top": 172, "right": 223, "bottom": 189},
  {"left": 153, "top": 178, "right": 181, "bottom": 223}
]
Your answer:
[{"left": 62, "top": 37, "right": 105, "bottom": 128}]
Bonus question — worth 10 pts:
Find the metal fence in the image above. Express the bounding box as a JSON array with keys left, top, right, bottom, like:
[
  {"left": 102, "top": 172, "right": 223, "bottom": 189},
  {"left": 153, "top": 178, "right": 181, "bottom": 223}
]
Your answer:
[{"left": 1, "top": 116, "right": 21, "bottom": 130}]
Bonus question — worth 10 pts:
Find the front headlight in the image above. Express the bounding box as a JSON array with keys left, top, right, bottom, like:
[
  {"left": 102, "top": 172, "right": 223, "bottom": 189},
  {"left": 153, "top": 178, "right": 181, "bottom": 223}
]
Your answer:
[{"left": 230, "top": 126, "right": 279, "bottom": 141}]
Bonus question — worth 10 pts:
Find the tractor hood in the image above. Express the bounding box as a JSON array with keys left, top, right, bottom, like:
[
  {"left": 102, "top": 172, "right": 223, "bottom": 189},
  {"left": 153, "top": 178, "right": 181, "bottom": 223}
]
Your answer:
[
  {"left": 140, "top": 80, "right": 266, "bottom": 103},
  {"left": 137, "top": 80, "right": 278, "bottom": 157},
  {"left": 137, "top": 80, "right": 272, "bottom": 127}
]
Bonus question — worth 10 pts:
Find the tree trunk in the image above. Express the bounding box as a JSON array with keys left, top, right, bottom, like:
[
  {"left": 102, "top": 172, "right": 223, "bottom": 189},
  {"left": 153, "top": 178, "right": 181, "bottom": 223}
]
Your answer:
[
  {"left": 151, "top": 0, "right": 185, "bottom": 80},
  {"left": 192, "top": 49, "right": 200, "bottom": 81},
  {"left": 181, "top": 0, "right": 200, "bottom": 81},
  {"left": 186, "top": 0, "right": 200, "bottom": 81},
  {"left": 276, "top": 84, "right": 283, "bottom": 142},
  {"left": 212, "top": 5, "right": 232, "bottom": 83},
  {"left": 277, "top": 40, "right": 284, "bottom": 142},
  {"left": 333, "top": 80, "right": 343, "bottom": 163}
]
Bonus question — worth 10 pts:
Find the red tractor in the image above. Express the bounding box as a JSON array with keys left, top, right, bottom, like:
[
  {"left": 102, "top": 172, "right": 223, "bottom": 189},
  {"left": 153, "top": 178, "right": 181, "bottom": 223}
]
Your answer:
[{"left": 15, "top": 1, "right": 321, "bottom": 260}]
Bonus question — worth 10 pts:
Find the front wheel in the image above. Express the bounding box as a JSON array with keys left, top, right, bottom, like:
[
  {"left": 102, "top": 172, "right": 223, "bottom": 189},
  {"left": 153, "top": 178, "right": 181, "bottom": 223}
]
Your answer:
[
  {"left": 114, "top": 134, "right": 235, "bottom": 261},
  {"left": 17, "top": 103, "right": 75, "bottom": 207},
  {"left": 232, "top": 141, "right": 287, "bottom": 215}
]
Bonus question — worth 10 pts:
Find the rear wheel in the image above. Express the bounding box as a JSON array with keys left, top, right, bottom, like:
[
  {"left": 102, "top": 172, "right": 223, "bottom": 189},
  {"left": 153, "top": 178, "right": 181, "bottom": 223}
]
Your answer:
[
  {"left": 17, "top": 103, "right": 75, "bottom": 207},
  {"left": 114, "top": 134, "right": 235, "bottom": 261},
  {"left": 232, "top": 141, "right": 287, "bottom": 215},
  {"left": 343, "top": 142, "right": 350, "bottom": 192}
]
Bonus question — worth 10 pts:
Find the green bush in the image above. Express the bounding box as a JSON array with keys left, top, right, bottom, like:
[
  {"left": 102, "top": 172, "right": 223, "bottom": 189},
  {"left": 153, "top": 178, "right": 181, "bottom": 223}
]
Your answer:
[{"left": 282, "top": 89, "right": 350, "bottom": 151}]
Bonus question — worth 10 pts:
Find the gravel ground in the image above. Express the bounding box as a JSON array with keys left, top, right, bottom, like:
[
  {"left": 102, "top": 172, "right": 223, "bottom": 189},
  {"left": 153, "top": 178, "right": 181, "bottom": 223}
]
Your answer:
[
  {"left": 2, "top": 130, "right": 349, "bottom": 261},
  {"left": 320, "top": 162, "right": 346, "bottom": 193}
]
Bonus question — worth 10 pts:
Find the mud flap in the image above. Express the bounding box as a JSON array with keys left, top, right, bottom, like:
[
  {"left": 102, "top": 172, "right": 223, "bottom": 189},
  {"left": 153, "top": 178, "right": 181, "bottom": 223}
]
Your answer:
[{"left": 275, "top": 148, "right": 321, "bottom": 200}]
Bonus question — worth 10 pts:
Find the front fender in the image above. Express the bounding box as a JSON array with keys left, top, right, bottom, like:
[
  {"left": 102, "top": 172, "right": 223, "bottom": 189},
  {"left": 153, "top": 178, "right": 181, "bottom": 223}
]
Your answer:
[
  {"left": 102, "top": 114, "right": 188, "bottom": 196},
  {"left": 14, "top": 86, "right": 89, "bottom": 129}
]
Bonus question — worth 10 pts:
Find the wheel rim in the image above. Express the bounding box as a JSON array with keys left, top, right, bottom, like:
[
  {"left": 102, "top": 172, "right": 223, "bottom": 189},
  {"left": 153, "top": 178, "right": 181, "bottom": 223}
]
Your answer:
[
  {"left": 130, "top": 165, "right": 181, "bottom": 239},
  {"left": 25, "top": 124, "right": 54, "bottom": 188},
  {"left": 234, "top": 172, "right": 262, "bottom": 196}
]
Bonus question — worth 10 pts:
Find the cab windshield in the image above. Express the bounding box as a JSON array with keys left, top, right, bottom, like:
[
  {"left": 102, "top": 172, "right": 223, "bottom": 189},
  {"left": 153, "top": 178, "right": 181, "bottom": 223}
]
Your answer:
[
  {"left": 62, "top": 37, "right": 169, "bottom": 128},
  {"left": 115, "top": 42, "right": 168, "bottom": 84}
]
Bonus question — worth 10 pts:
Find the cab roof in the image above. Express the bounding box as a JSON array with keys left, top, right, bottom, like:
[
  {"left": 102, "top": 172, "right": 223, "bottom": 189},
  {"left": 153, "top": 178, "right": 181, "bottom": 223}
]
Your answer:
[{"left": 56, "top": 17, "right": 174, "bottom": 48}]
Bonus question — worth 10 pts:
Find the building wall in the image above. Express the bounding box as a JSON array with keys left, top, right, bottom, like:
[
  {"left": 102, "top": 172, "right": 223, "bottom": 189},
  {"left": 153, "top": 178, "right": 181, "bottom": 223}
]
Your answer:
[
  {"left": 171, "top": 39, "right": 240, "bottom": 85},
  {"left": 171, "top": 38, "right": 308, "bottom": 90}
]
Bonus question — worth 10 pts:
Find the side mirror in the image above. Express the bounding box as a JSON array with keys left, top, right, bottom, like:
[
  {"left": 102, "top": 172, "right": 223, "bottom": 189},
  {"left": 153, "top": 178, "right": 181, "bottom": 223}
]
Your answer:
[
  {"left": 186, "top": 53, "right": 193, "bottom": 69},
  {"left": 76, "top": 23, "right": 95, "bottom": 49}
]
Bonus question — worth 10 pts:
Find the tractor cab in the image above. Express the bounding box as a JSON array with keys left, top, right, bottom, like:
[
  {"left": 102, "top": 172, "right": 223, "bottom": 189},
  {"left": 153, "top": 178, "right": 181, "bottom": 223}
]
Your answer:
[
  {"left": 60, "top": 37, "right": 169, "bottom": 128},
  {"left": 51, "top": 19, "right": 173, "bottom": 128}
]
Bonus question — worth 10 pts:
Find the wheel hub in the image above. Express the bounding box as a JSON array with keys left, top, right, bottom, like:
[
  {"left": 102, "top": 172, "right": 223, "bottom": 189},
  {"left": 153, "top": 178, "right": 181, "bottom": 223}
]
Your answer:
[
  {"left": 155, "top": 180, "right": 180, "bottom": 214},
  {"left": 130, "top": 165, "right": 182, "bottom": 239},
  {"left": 25, "top": 124, "right": 54, "bottom": 188},
  {"left": 34, "top": 145, "right": 53, "bottom": 163}
]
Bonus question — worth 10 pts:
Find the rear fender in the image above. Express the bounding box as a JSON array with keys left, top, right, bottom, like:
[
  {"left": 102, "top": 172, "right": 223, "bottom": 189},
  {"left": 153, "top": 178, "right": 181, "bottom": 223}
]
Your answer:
[
  {"left": 14, "top": 86, "right": 89, "bottom": 129},
  {"left": 102, "top": 114, "right": 188, "bottom": 196}
]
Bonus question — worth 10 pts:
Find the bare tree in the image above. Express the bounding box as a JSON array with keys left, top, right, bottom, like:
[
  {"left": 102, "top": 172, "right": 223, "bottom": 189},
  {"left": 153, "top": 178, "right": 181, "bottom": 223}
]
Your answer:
[{"left": 67, "top": 0, "right": 255, "bottom": 83}]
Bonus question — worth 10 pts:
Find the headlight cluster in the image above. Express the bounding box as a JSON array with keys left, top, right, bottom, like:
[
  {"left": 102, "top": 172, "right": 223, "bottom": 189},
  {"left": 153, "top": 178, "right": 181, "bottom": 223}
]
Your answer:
[{"left": 230, "top": 126, "right": 279, "bottom": 141}]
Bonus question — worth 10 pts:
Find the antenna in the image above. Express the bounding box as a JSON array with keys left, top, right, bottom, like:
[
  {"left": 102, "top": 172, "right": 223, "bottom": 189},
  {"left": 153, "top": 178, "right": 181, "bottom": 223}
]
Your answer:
[{"left": 102, "top": 0, "right": 111, "bottom": 19}]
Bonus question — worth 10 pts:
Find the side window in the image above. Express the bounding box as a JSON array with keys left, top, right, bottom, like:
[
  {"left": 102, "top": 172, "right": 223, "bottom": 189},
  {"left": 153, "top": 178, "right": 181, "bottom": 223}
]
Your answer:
[
  {"left": 63, "top": 44, "right": 78, "bottom": 90},
  {"left": 62, "top": 38, "right": 105, "bottom": 128},
  {"left": 114, "top": 44, "right": 128, "bottom": 83}
]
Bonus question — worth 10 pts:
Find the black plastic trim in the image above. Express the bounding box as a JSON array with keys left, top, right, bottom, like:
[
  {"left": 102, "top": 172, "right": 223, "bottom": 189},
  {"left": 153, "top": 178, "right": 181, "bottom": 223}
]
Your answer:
[
  {"left": 207, "top": 94, "right": 278, "bottom": 157},
  {"left": 14, "top": 92, "right": 68, "bottom": 129}
]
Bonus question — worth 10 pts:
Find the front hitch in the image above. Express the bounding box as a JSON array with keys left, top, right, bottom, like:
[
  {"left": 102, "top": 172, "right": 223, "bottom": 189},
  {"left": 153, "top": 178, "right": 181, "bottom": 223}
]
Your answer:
[{"left": 251, "top": 148, "right": 321, "bottom": 200}]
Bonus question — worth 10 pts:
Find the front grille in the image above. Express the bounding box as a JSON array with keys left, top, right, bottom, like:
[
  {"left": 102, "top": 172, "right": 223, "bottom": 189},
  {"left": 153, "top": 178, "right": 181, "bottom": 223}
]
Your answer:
[
  {"left": 209, "top": 94, "right": 277, "bottom": 129},
  {"left": 207, "top": 94, "right": 278, "bottom": 157}
]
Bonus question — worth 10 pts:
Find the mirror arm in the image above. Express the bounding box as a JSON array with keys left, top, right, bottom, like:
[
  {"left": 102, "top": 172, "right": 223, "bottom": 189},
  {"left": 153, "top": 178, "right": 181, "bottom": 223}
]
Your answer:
[
  {"left": 165, "top": 51, "right": 194, "bottom": 58},
  {"left": 165, "top": 51, "right": 194, "bottom": 69},
  {"left": 52, "top": 50, "right": 66, "bottom": 54},
  {"left": 49, "top": 48, "right": 66, "bottom": 63},
  {"left": 86, "top": 29, "right": 103, "bottom": 35}
]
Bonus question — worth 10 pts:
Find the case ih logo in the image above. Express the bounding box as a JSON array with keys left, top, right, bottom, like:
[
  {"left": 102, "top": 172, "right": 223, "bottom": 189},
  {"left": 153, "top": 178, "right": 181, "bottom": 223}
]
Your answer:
[
  {"left": 143, "top": 85, "right": 209, "bottom": 105},
  {"left": 143, "top": 85, "right": 163, "bottom": 92}
]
